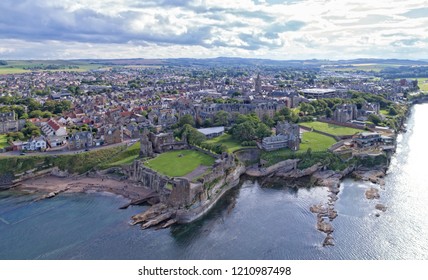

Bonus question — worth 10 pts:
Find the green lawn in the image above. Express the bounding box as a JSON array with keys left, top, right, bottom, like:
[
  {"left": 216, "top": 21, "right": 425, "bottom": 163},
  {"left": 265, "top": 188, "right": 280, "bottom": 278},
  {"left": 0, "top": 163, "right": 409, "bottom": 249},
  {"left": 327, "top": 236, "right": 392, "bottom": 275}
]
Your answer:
[
  {"left": 204, "top": 133, "right": 246, "bottom": 152},
  {"left": 99, "top": 142, "right": 140, "bottom": 169},
  {"left": 300, "top": 131, "right": 336, "bottom": 152},
  {"left": 144, "top": 150, "right": 215, "bottom": 177},
  {"left": 0, "top": 60, "right": 105, "bottom": 75},
  {"left": 0, "top": 135, "right": 9, "bottom": 149},
  {"left": 300, "top": 121, "right": 364, "bottom": 136}
]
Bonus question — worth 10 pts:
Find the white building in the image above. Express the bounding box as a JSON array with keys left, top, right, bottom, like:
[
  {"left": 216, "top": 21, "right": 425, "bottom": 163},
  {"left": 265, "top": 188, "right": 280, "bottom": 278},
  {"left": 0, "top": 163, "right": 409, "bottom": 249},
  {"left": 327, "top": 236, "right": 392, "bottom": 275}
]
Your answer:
[
  {"left": 22, "top": 137, "right": 47, "bottom": 151},
  {"left": 41, "top": 119, "right": 67, "bottom": 137}
]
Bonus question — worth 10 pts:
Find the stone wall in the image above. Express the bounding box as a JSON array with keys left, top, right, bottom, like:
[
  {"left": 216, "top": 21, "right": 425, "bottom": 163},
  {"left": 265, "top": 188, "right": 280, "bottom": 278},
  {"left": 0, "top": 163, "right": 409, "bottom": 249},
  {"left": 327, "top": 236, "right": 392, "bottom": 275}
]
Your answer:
[
  {"left": 123, "top": 153, "right": 243, "bottom": 211},
  {"left": 318, "top": 118, "right": 366, "bottom": 130}
]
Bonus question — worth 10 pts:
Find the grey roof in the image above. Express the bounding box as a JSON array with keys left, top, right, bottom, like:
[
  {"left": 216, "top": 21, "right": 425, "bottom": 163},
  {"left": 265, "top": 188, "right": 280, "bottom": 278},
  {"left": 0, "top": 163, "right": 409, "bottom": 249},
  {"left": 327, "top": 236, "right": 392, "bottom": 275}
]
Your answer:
[{"left": 197, "top": 126, "right": 225, "bottom": 136}]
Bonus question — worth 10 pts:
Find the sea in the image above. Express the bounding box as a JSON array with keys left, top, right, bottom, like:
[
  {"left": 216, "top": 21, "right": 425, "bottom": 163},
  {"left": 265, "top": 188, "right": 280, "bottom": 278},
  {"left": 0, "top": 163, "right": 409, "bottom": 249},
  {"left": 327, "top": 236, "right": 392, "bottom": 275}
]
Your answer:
[{"left": 1, "top": 104, "right": 428, "bottom": 260}]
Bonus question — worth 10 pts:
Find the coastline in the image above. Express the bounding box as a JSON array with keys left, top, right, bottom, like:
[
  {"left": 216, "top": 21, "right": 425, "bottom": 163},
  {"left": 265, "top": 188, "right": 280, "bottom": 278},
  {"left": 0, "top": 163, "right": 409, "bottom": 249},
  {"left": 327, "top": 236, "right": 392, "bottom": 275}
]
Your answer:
[{"left": 12, "top": 175, "right": 153, "bottom": 203}]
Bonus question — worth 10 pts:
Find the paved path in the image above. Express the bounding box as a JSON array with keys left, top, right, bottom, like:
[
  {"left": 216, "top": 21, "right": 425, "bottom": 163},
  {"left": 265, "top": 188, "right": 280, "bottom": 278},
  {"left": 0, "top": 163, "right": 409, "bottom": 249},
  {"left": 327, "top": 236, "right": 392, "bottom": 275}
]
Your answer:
[{"left": 184, "top": 165, "right": 209, "bottom": 181}]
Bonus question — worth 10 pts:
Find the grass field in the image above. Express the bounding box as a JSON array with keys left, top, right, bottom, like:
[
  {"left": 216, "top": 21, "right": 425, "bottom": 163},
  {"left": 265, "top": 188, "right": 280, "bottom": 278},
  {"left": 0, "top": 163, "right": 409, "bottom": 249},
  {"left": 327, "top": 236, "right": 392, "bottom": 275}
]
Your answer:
[
  {"left": 416, "top": 78, "right": 428, "bottom": 91},
  {"left": 144, "top": 150, "right": 215, "bottom": 177},
  {"left": 300, "top": 121, "right": 364, "bottom": 136},
  {"left": 0, "top": 135, "right": 9, "bottom": 149},
  {"left": 98, "top": 142, "right": 140, "bottom": 169},
  {"left": 204, "top": 133, "right": 246, "bottom": 152},
  {"left": 0, "top": 60, "right": 105, "bottom": 75},
  {"left": 300, "top": 131, "right": 336, "bottom": 152}
]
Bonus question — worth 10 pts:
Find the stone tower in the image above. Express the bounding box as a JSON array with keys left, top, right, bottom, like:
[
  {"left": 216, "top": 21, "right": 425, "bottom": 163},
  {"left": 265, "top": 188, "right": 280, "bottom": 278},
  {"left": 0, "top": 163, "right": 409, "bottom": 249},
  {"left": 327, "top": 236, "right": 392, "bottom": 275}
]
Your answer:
[
  {"left": 255, "top": 73, "right": 262, "bottom": 94},
  {"left": 140, "top": 128, "right": 153, "bottom": 158}
]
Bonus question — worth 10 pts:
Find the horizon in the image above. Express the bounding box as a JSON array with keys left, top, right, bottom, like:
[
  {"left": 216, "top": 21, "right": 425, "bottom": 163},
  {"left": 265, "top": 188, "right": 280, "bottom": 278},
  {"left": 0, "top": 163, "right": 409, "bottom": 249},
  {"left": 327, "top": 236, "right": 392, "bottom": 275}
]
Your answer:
[
  {"left": 1, "top": 0, "right": 427, "bottom": 60},
  {"left": 2, "top": 57, "right": 428, "bottom": 62}
]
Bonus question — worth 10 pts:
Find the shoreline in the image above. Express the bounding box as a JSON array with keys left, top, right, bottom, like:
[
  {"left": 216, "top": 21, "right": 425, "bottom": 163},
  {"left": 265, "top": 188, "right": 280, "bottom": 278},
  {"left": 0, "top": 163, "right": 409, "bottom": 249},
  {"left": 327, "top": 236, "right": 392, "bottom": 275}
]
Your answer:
[{"left": 11, "top": 175, "right": 153, "bottom": 203}]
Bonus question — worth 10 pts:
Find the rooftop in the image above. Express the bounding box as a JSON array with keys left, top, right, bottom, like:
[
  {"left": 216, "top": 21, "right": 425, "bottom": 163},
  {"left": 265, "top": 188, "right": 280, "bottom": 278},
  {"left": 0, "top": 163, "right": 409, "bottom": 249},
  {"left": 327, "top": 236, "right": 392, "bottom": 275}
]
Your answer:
[{"left": 197, "top": 126, "right": 225, "bottom": 136}]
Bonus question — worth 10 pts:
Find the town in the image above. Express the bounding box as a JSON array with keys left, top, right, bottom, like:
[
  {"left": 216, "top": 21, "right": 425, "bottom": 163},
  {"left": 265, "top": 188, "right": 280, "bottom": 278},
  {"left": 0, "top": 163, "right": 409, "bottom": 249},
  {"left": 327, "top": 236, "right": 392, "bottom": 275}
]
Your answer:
[{"left": 0, "top": 59, "right": 424, "bottom": 159}]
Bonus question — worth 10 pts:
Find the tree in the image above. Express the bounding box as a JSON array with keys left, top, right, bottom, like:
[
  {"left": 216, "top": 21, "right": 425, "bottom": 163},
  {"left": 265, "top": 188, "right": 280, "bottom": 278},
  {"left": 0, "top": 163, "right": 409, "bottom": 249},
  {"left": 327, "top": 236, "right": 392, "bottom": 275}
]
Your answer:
[
  {"left": 255, "top": 123, "right": 272, "bottom": 139},
  {"left": 180, "top": 124, "right": 206, "bottom": 145},
  {"left": 262, "top": 113, "right": 275, "bottom": 128},
  {"left": 231, "top": 122, "right": 256, "bottom": 142},
  {"left": 325, "top": 107, "right": 333, "bottom": 118},
  {"left": 388, "top": 106, "right": 398, "bottom": 116},
  {"left": 178, "top": 114, "right": 195, "bottom": 127},
  {"left": 368, "top": 114, "right": 382, "bottom": 125},
  {"left": 214, "top": 111, "right": 230, "bottom": 126}
]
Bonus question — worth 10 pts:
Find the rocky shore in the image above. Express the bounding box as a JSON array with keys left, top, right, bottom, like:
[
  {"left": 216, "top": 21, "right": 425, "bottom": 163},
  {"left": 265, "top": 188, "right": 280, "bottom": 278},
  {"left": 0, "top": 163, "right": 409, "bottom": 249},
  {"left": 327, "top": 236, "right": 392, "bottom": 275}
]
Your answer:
[{"left": 13, "top": 174, "right": 153, "bottom": 203}]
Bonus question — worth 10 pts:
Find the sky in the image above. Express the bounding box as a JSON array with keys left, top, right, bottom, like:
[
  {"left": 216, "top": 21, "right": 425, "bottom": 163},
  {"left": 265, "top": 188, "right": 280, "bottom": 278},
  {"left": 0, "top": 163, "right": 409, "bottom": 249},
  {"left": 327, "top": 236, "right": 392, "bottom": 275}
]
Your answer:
[{"left": 0, "top": 0, "right": 427, "bottom": 60}]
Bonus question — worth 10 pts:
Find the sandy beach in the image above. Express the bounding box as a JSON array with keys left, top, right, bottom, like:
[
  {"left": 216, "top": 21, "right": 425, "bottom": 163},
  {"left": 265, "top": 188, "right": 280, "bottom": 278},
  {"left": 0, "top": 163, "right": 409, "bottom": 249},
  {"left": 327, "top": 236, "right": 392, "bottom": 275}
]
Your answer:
[{"left": 15, "top": 175, "right": 153, "bottom": 202}]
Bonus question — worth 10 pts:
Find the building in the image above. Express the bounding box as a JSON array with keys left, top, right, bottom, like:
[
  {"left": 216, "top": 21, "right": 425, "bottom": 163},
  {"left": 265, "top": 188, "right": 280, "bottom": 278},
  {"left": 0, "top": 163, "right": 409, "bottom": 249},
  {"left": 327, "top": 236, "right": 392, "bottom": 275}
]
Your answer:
[
  {"left": 301, "top": 88, "right": 337, "bottom": 99},
  {"left": 354, "top": 132, "right": 381, "bottom": 147},
  {"left": 41, "top": 119, "right": 67, "bottom": 137},
  {"left": 197, "top": 126, "right": 224, "bottom": 139},
  {"left": 140, "top": 129, "right": 188, "bottom": 157},
  {"left": 254, "top": 73, "right": 262, "bottom": 94},
  {"left": 361, "top": 102, "right": 380, "bottom": 116},
  {"left": 46, "top": 135, "right": 67, "bottom": 148},
  {"left": 333, "top": 104, "right": 358, "bottom": 123},
  {"left": 104, "top": 127, "right": 123, "bottom": 145},
  {"left": 0, "top": 111, "right": 25, "bottom": 134},
  {"left": 262, "top": 121, "right": 300, "bottom": 151},
  {"left": 21, "top": 137, "right": 47, "bottom": 151},
  {"left": 68, "top": 131, "right": 94, "bottom": 150}
]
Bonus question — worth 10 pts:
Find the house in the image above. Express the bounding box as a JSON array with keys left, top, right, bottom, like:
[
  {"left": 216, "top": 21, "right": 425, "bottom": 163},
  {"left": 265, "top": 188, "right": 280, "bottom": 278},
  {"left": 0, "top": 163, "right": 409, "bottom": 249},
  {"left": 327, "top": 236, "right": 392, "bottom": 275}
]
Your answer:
[
  {"left": 68, "top": 131, "right": 94, "bottom": 150},
  {"left": 41, "top": 119, "right": 67, "bottom": 137},
  {"left": 354, "top": 132, "right": 381, "bottom": 147},
  {"left": 104, "top": 127, "right": 123, "bottom": 145},
  {"left": 21, "top": 137, "right": 47, "bottom": 151},
  {"left": 46, "top": 135, "right": 67, "bottom": 148},
  {"left": 197, "top": 126, "right": 224, "bottom": 139}
]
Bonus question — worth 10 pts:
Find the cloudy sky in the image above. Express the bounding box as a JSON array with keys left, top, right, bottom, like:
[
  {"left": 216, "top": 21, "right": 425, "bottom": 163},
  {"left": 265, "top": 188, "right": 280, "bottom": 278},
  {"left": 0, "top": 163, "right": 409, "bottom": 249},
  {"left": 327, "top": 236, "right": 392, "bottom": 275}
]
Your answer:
[{"left": 0, "top": 0, "right": 427, "bottom": 60}]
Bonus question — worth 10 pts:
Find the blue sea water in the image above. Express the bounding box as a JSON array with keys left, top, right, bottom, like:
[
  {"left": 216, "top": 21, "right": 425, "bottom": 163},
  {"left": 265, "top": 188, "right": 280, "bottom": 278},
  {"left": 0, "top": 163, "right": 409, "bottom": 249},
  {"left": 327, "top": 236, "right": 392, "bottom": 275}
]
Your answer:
[{"left": 1, "top": 104, "right": 428, "bottom": 260}]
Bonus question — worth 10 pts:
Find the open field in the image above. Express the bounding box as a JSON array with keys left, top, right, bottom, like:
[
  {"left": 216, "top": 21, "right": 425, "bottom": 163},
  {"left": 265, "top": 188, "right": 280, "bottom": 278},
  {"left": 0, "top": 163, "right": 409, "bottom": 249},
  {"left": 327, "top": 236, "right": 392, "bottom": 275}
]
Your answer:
[
  {"left": 300, "top": 121, "right": 364, "bottom": 136},
  {"left": 325, "top": 63, "right": 402, "bottom": 72},
  {"left": 99, "top": 142, "right": 140, "bottom": 169},
  {"left": 0, "top": 60, "right": 106, "bottom": 75},
  {"left": 204, "top": 133, "right": 247, "bottom": 152},
  {"left": 0, "top": 135, "right": 9, "bottom": 149},
  {"left": 300, "top": 131, "right": 336, "bottom": 152},
  {"left": 416, "top": 78, "right": 428, "bottom": 91},
  {"left": 144, "top": 150, "right": 215, "bottom": 177}
]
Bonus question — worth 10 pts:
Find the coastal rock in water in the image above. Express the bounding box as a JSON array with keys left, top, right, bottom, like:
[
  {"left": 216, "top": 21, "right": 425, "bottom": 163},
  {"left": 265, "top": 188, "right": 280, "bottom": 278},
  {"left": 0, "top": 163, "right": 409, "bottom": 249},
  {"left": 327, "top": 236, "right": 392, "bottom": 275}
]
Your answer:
[
  {"left": 141, "top": 212, "right": 173, "bottom": 229},
  {"left": 310, "top": 204, "right": 328, "bottom": 215},
  {"left": 162, "top": 219, "right": 177, "bottom": 228},
  {"left": 328, "top": 209, "right": 338, "bottom": 220},
  {"left": 317, "top": 218, "right": 334, "bottom": 234},
  {"left": 375, "top": 204, "right": 387, "bottom": 212},
  {"left": 323, "top": 234, "right": 335, "bottom": 247},
  {"left": 365, "top": 187, "right": 380, "bottom": 200},
  {"left": 328, "top": 193, "right": 338, "bottom": 202},
  {"left": 131, "top": 203, "right": 168, "bottom": 225}
]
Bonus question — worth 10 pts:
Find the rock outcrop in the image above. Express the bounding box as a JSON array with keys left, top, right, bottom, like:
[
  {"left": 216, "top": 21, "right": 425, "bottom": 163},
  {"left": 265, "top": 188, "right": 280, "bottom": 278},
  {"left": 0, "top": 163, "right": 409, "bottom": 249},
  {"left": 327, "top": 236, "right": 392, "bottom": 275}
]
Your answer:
[
  {"left": 365, "top": 187, "right": 380, "bottom": 199},
  {"left": 375, "top": 203, "right": 387, "bottom": 212}
]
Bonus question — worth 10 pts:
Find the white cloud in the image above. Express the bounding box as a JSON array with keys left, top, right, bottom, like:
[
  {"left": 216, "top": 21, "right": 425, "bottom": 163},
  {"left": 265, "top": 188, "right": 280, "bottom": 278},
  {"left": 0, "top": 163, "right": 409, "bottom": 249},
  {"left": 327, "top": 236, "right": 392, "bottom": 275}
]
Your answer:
[{"left": 0, "top": 0, "right": 427, "bottom": 59}]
